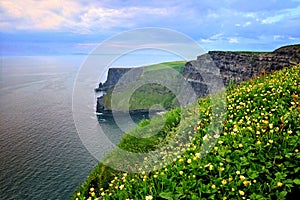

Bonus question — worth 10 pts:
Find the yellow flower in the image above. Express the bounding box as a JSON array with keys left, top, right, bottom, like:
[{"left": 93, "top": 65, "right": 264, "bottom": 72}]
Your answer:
[
  {"left": 229, "top": 177, "right": 233, "bottom": 181},
  {"left": 89, "top": 188, "right": 94, "bottom": 192},
  {"left": 101, "top": 192, "right": 105, "bottom": 196},
  {"left": 219, "top": 167, "right": 225, "bottom": 172},
  {"left": 277, "top": 182, "right": 283, "bottom": 187},
  {"left": 119, "top": 184, "right": 124, "bottom": 190},
  {"left": 239, "top": 144, "right": 243, "bottom": 148},
  {"left": 256, "top": 140, "right": 261, "bottom": 145},
  {"left": 223, "top": 197, "right": 227, "bottom": 200},
  {"left": 295, "top": 149, "right": 299, "bottom": 153},
  {"left": 239, "top": 190, "right": 245, "bottom": 196},
  {"left": 243, "top": 180, "right": 251, "bottom": 186},
  {"left": 76, "top": 192, "right": 80, "bottom": 196},
  {"left": 222, "top": 179, "right": 227, "bottom": 185},
  {"left": 209, "top": 164, "right": 214, "bottom": 171},
  {"left": 268, "top": 139, "right": 273, "bottom": 144},
  {"left": 179, "top": 171, "right": 184, "bottom": 175},
  {"left": 211, "top": 184, "right": 216, "bottom": 189},
  {"left": 240, "top": 175, "right": 245, "bottom": 180},
  {"left": 187, "top": 159, "right": 192, "bottom": 164},
  {"left": 236, "top": 171, "right": 241, "bottom": 175},
  {"left": 91, "top": 192, "right": 95, "bottom": 197},
  {"left": 146, "top": 195, "right": 153, "bottom": 200}
]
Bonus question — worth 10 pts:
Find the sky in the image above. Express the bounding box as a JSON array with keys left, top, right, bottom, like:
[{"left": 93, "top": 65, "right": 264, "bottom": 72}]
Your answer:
[{"left": 0, "top": 0, "right": 300, "bottom": 56}]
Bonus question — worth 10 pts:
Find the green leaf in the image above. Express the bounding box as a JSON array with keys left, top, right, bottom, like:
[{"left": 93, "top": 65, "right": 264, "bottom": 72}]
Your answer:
[
  {"left": 293, "top": 179, "right": 300, "bottom": 185},
  {"left": 159, "top": 192, "right": 174, "bottom": 200}
]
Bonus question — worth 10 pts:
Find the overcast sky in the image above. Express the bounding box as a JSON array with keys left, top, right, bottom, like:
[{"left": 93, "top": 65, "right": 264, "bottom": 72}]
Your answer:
[{"left": 1, "top": 0, "right": 300, "bottom": 55}]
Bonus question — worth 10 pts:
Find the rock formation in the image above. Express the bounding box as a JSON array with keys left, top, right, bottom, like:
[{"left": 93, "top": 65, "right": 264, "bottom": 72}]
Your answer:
[{"left": 96, "top": 44, "right": 300, "bottom": 113}]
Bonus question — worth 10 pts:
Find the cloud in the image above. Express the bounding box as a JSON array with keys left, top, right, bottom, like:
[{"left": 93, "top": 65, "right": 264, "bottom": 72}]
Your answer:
[
  {"left": 0, "top": 0, "right": 173, "bottom": 33},
  {"left": 261, "top": 6, "right": 300, "bottom": 24},
  {"left": 228, "top": 37, "right": 239, "bottom": 43}
]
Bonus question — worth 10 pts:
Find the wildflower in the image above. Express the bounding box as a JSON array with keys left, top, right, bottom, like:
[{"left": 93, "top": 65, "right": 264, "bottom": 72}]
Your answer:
[
  {"left": 89, "top": 188, "right": 94, "bottom": 192},
  {"left": 219, "top": 167, "right": 225, "bottom": 172},
  {"left": 288, "top": 130, "right": 293, "bottom": 134},
  {"left": 195, "top": 153, "right": 201, "bottom": 158},
  {"left": 295, "top": 149, "right": 299, "bottom": 153},
  {"left": 223, "top": 197, "right": 227, "bottom": 200},
  {"left": 236, "top": 171, "right": 241, "bottom": 175},
  {"left": 179, "top": 171, "right": 184, "bottom": 175},
  {"left": 187, "top": 159, "right": 192, "bottom": 164},
  {"left": 239, "top": 144, "right": 243, "bottom": 148},
  {"left": 256, "top": 140, "right": 261, "bottom": 145},
  {"left": 76, "top": 192, "right": 80, "bottom": 196},
  {"left": 240, "top": 175, "right": 245, "bottom": 180},
  {"left": 146, "top": 195, "right": 153, "bottom": 200},
  {"left": 222, "top": 179, "right": 227, "bottom": 185},
  {"left": 269, "top": 124, "right": 273, "bottom": 129},
  {"left": 239, "top": 190, "right": 245, "bottom": 196},
  {"left": 91, "top": 192, "right": 95, "bottom": 197},
  {"left": 209, "top": 164, "right": 214, "bottom": 171},
  {"left": 229, "top": 177, "right": 233, "bottom": 181},
  {"left": 277, "top": 182, "right": 283, "bottom": 187},
  {"left": 268, "top": 139, "right": 273, "bottom": 144},
  {"left": 243, "top": 180, "right": 251, "bottom": 186},
  {"left": 218, "top": 141, "right": 223, "bottom": 144},
  {"left": 232, "top": 188, "right": 235, "bottom": 191},
  {"left": 214, "top": 146, "right": 218, "bottom": 151},
  {"left": 211, "top": 184, "right": 216, "bottom": 189},
  {"left": 119, "top": 184, "right": 124, "bottom": 190},
  {"left": 101, "top": 192, "right": 105, "bottom": 196}
]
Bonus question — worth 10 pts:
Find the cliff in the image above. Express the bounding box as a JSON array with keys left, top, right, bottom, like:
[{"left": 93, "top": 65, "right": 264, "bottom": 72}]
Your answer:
[
  {"left": 184, "top": 44, "right": 300, "bottom": 89},
  {"left": 96, "top": 44, "right": 300, "bottom": 113},
  {"left": 95, "top": 67, "right": 144, "bottom": 92}
]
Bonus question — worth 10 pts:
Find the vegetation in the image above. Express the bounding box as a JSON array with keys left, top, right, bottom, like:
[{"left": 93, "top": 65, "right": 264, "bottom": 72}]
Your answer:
[
  {"left": 102, "top": 61, "right": 186, "bottom": 111},
  {"left": 73, "top": 64, "right": 300, "bottom": 199},
  {"left": 143, "top": 61, "right": 186, "bottom": 74}
]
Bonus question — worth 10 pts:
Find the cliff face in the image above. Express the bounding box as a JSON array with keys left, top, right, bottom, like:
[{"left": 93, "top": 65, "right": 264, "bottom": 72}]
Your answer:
[
  {"left": 96, "top": 44, "right": 300, "bottom": 113},
  {"left": 97, "top": 67, "right": 144, "bottom": 91},
  {"left": 184, "top": 44, "right": 300, "bottom": 88}
]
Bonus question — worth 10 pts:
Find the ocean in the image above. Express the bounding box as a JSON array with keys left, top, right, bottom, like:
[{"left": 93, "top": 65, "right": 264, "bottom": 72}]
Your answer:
[
  {"left": 0, "top": 54, "right": 178, "bottom": 199},
  {"left": 0, "top": 56, "right": 97, "bottom": 200}
]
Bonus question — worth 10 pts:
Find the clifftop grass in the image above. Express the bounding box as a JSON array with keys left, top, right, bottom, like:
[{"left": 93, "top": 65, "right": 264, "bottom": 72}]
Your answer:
[
  {"left": 74, "top": 64, "right": 300, "bottom": 200},
  {"left": 102, "top": 61, "right": 185, "bottom": 111}
]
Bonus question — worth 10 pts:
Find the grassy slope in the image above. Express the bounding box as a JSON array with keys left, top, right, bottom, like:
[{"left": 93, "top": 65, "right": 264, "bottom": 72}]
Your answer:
[
  {"left": 102, "top": 61, "right": 186, "bottom": 110},
  {"left": 74, "top": 64, "right": 300, "bottom": 200}
]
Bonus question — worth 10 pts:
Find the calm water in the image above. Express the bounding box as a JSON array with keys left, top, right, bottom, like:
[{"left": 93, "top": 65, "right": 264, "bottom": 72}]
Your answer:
[
  {"left": 0, "top": 56, "right": 98, "bottom": 200},
  {"left": 0, "top": 54, "right": 176, "bottom": 199}
]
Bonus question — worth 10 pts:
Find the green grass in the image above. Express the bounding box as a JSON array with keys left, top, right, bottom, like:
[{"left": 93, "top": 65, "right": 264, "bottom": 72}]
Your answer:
[
  {"left": 144, "top": 61, "right": 186, "bottom": 74},
  {"left": 102, "top": 61, "right": 186, "bottom": 111},
  {"left": 73, "top": 64, "right": 300, "bottom": 200}
]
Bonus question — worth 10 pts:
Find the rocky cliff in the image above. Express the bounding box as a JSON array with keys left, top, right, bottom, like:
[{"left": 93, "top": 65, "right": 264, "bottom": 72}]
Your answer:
[
  {"left": 96, "top": 44, "right": 300, "bottom": 113},
  {"left": 96, "top": 67, "right": 144, "bottom": 91},
  {"left": 184, "top": 44, "right": 300, "bottom": 89}
]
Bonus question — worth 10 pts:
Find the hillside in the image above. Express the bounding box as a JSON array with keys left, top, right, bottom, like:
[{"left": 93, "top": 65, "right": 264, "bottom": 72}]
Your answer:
[{"left": 74, "top": 64, "right": 300, "bottom": 200}]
